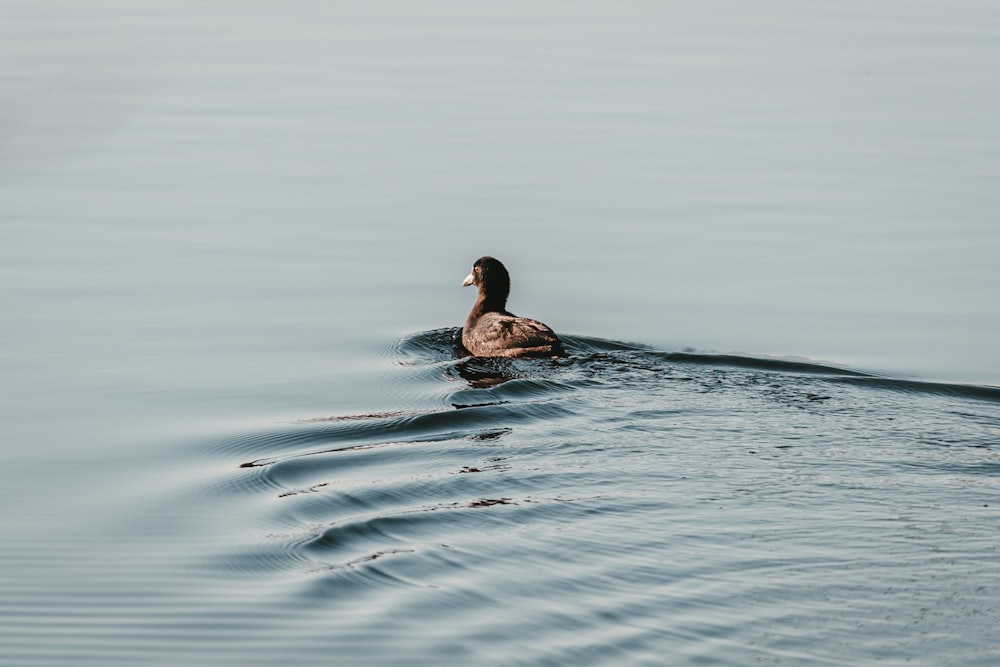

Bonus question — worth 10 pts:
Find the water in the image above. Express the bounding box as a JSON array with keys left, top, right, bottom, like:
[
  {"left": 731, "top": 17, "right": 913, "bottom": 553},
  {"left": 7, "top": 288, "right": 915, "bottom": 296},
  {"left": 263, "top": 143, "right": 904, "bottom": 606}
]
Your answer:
[{"left": 2, "top": 1, "right": 1000, "bottom": 665}]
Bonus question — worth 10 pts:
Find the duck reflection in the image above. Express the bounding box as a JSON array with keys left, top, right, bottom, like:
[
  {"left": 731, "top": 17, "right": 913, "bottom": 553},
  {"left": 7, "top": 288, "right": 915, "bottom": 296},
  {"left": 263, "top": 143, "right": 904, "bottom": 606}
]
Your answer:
[{"left": 449, "top": 355, "right": 522, "bottom": 388}]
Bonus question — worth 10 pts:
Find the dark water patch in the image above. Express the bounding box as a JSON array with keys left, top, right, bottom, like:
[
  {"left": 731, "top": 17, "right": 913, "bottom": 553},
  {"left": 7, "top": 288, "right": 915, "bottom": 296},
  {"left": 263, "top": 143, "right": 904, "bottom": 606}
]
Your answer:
[
  {"left": 656, "top": 350, "right": 871, "bottom": 377},
  {"left": 827, "top": 374, "right": 1000, "bottom": 404},
  {"left": 560, "top": 333, "right": 653, "bottom": 353}
]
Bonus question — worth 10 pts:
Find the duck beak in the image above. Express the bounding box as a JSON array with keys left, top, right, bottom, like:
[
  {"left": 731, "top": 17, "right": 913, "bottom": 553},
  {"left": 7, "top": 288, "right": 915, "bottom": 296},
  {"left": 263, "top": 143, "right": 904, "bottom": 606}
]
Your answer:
[{"left": 462, "top": 272, "right": 474, "bottom": 287}]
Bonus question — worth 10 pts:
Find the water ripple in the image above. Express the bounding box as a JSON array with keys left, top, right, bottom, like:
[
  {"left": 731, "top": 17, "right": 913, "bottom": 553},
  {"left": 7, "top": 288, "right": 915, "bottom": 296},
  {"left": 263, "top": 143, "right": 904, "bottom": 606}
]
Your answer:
[{"left": 197, "top": 329, "right": 1000, "bottom": 666}]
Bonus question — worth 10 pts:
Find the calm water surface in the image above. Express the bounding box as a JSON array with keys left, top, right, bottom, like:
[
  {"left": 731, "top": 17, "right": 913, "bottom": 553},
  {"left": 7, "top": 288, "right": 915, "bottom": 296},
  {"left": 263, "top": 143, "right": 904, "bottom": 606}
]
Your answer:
[{"left": 2, "top": 2, "right": 999, "bottom": 666}]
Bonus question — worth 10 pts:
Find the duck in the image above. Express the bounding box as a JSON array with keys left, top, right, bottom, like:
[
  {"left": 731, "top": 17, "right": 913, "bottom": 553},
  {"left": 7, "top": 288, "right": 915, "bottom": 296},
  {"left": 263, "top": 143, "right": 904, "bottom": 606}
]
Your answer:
[{"left": 460, "top": 256, "right": 566, "bottom": 358}]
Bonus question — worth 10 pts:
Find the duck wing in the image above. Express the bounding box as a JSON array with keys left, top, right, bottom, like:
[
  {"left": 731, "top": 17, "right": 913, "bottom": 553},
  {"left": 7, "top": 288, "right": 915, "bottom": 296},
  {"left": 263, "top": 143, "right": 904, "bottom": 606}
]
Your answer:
[{"left": 462, "top": 312, "right": 565, "bottom": 358}]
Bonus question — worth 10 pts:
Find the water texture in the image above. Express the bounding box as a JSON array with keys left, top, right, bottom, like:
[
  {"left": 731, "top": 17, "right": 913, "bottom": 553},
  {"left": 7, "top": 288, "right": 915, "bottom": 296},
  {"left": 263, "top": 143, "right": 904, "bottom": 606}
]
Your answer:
[
  {"left": 113, "top": 334, "right": 1000, "bottom": 665},
  {"left": 6, "top": 331, "right": 999, "bottom": 666},
  {"left": 3, "top": 2, "right": 1000, "bottom": 666}
]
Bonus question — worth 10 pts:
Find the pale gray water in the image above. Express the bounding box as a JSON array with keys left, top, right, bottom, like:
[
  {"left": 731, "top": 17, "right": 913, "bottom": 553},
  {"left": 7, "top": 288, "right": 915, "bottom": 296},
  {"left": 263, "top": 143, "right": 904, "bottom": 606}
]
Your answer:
[{"left": 2, "top": 2, "right": 999, "bottom": 666}]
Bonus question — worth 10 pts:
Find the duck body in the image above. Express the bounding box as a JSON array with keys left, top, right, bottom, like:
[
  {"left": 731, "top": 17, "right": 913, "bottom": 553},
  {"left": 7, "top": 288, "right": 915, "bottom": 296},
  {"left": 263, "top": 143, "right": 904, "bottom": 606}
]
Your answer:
[{"left": 461, "top": 256, "right": 565, "bottom": 358}]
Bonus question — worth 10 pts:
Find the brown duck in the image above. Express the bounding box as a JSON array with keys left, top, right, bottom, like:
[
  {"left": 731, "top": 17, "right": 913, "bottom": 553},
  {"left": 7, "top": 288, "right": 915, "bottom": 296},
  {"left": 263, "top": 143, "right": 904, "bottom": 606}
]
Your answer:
[{"left": 461, "top": 256, "right": 565, "bottom": 358}]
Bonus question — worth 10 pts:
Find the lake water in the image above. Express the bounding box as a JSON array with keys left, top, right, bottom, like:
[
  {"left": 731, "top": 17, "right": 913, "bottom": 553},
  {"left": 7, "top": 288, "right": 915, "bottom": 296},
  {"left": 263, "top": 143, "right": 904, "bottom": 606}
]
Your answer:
[{"left": 2, "top": 2, "right": 999, "bottom": 665}]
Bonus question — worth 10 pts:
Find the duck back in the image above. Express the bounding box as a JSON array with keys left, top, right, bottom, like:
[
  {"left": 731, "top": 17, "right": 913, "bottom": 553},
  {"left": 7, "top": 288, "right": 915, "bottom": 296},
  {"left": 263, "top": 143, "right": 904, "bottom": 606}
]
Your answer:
[{"left": 462, "top": 311, "right": 565, "bottom": 358}]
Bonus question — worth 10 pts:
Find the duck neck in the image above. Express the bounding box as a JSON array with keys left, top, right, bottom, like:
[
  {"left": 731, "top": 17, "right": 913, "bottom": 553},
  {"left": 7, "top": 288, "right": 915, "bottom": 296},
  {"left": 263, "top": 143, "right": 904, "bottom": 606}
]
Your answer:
[{"left": 473, "top": 289, "right": 509, "bottom": 316}]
